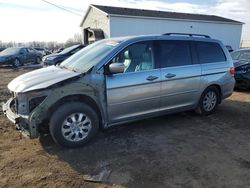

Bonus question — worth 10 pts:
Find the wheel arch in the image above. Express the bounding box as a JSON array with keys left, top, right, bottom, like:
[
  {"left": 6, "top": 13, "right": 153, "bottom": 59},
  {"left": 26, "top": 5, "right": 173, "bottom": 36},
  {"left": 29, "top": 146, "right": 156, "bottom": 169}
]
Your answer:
[
  {"left": 204, "top": 84, "right": 222, "bottom": 103},
  {"left": 47, "top": 94, "right": 103, "bottom": 128},
  {"left": 13, "top": 57, "right": 23, "bottom": 66}
]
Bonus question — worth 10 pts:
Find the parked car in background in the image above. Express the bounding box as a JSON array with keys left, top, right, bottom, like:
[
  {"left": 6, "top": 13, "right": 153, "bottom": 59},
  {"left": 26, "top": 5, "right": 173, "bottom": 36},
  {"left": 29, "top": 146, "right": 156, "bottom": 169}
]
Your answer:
[
  {"left": 0, "top": 47, "right": 6, "bottom": 52},
  {"left": 2, "top": 34, "right": 235, "bottom": 147},
  {"left": 42, "top": 44, "right": 85, "bottom": 66},
  {"left": 231, "top": 49, "right": 250, "bottom": 89},
  {"left": 34, "top": 47, "right": 51, "bottom": 56},
  {"left": 0, "top": 47, "right": 42, "bottom": 68},
  {"left": 53, "top": 47, "right": 64, "bottom": 54}
]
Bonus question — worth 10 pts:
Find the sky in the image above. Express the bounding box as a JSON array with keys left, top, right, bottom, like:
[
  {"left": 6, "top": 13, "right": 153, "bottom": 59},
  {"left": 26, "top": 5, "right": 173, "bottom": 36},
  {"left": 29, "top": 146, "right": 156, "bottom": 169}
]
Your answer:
[{"left": 0, "top": 0, "right": 249, "bottom": 43}]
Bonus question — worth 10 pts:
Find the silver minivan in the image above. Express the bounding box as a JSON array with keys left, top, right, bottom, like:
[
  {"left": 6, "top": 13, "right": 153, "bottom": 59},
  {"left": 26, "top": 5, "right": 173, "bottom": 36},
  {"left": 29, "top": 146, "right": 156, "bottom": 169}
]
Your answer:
[{"left": 2, "top": 34, "right": 235, "bottom": 147}]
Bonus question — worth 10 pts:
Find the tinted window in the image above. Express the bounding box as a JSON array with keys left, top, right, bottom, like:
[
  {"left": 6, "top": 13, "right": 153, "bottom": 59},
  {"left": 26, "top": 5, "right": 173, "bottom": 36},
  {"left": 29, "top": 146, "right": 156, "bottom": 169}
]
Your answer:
[
  {"left": 156, "top": 40, "right": 192, "bottom": 68},
  {"left": 196, "top": 42, "right": 226, "bottom": 64},
  {"left": 111, "top": 41, "right": 155, "bottom": 73}
]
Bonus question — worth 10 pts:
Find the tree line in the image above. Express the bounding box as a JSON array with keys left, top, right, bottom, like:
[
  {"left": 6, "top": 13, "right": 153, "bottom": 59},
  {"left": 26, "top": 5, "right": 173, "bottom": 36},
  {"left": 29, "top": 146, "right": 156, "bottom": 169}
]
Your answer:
[{"left": 0, "top": 33, "right": 83, "bottom": 50}]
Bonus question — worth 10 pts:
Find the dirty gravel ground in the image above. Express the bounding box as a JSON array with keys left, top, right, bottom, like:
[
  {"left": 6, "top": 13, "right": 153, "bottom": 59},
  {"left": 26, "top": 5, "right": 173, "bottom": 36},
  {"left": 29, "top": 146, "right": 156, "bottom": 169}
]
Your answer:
[{"left": 0, "top": 68, "right": 250, "bottom": 188}]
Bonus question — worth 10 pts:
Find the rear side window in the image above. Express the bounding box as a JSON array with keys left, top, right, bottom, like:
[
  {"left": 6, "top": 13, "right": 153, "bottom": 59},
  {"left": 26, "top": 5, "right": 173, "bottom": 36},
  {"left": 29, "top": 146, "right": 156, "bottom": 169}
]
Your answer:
[
  {"left": 156, "top": 40, "right": 192, "bottom": 68},
  {"left": 195, "top": 42, "right": 226, "bottom": 64}
]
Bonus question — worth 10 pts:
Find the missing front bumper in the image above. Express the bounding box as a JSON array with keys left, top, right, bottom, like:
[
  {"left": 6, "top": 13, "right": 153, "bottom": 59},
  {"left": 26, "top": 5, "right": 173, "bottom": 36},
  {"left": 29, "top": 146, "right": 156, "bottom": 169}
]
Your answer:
[{"left": 2, "top": 98, "right": 32, "bottom": 138}]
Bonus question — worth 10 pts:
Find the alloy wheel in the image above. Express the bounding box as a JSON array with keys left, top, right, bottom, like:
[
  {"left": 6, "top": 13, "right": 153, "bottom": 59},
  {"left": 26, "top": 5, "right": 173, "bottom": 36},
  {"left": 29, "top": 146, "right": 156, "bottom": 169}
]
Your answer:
[
  {"left": 61, "top": 113, "right": 92, "bottom": 142},
  {"left": 203, "top": 91, "right": 217, "bottom": 112},
  {"left": 14, "top": 59, "right": 21, "bottom": 67}
]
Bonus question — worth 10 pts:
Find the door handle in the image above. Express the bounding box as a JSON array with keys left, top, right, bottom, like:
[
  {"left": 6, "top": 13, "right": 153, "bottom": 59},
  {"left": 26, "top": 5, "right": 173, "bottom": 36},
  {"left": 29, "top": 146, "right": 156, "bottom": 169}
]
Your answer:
[
  {"left": 146, "top": 75, "right": 159, "bottom": 81},
  {"left": 165, "top": 73, "right": 176, "bottom": 78}
]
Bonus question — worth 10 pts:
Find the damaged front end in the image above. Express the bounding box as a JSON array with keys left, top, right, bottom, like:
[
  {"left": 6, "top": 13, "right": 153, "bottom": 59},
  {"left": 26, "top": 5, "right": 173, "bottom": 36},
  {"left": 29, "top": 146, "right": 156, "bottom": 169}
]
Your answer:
[
  {"left": 2, "top": 66, "right": 81, "bottom": 138},
  {"left": 2, "top": 90, "right": 50, "bottom": 138}
]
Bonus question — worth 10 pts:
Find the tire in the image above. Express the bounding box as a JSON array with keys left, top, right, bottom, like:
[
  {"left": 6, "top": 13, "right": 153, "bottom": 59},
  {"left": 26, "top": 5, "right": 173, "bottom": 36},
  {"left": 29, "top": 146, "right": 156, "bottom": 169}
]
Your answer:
[
  {"left": 49, "top": 102, "right": 99, "bottom": 148},
  {"left": 12, "top": 58, "right": 21, "bottom": 68},
  {"left": 36, "top": 57, "right": 41, "bottom": 64},
  {"left": 195, "top": 86, "right": 220, "bottom": 115}
]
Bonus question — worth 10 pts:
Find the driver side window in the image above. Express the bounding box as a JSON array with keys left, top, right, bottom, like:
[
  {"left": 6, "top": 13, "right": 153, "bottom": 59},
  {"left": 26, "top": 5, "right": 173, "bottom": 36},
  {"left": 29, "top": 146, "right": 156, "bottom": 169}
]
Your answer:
[{"left": 111, "top": 41, "right": 155, "bottom": 73}]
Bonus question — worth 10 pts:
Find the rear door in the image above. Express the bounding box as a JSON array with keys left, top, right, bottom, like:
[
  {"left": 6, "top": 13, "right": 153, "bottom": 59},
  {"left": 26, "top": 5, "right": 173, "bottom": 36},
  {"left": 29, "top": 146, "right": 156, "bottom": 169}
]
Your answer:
[
  {"left": 156, "top": 40, "right": 201, "bottom": 111},
  {"left": 194, "top": 41, "right": 229, "bottom": 91},
  {"left": 105, "top": 41, "right": 161, "bottom": 122}
]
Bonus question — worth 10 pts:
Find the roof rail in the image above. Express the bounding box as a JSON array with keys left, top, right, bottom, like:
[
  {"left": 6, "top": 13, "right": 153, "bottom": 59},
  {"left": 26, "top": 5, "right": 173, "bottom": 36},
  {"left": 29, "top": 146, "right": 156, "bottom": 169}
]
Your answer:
[{"left": 163, "top": 33, "right": 211, "bottom": 38}]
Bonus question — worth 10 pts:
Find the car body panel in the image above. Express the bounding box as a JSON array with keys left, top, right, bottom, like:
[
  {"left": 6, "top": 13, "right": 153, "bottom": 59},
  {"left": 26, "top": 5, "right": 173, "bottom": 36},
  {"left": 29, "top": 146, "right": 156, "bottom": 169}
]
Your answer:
[
  {"left": 106, "top": 69, "right": 161, "bottom": 122},
  {"left": 160, "top": 64, "right": 201, "bottom": 111}
]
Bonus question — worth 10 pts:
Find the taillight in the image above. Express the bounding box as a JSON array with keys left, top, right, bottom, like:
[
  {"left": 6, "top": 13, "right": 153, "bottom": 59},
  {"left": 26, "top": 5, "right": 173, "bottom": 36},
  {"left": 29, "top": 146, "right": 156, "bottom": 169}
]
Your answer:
[{"left": 230, "top": 67, "right": 235, "bottom": 77}]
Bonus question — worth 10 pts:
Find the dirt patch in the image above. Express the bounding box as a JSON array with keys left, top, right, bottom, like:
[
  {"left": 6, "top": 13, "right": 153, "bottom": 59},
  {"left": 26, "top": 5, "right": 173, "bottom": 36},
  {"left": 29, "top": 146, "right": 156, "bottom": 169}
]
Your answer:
[{"left": 0, "top": 68, "right": 250, "bottom": 188}]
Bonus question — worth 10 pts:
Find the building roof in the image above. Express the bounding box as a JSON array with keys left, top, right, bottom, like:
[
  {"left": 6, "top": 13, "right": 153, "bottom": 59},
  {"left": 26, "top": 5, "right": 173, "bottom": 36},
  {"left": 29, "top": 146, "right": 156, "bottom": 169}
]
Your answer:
[{"left": 89, "top": 4, "right": 243, "bottom": 24}]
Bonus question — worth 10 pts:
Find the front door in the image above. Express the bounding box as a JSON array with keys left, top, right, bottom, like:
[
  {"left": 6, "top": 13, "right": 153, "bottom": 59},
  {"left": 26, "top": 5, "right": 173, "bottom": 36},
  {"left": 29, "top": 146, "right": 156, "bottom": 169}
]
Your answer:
[{"left": 106, "top": 41, "right": 161, "bottom": 122}]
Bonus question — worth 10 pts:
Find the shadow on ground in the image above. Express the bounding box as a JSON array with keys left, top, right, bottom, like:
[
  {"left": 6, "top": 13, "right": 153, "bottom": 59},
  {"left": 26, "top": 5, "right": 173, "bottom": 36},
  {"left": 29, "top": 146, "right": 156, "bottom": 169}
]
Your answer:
[{"left": 39, "top": 99, "right": 250, "bottom": 188}]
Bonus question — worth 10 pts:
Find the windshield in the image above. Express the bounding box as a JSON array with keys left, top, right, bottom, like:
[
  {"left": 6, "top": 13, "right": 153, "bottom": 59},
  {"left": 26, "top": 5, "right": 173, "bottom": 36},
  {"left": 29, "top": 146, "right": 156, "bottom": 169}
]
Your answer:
[
  {"left": 59, "top": 45, "right": 80, "bottom": 55},
  {"left": 0, "top": 48, "right": 20, "bottom": 55},
  {"left": 60, "top": 40, "right": 120, "bottom": 72},
  {"left": 232, "top": 51, "right": 250, "bottom": 62}
]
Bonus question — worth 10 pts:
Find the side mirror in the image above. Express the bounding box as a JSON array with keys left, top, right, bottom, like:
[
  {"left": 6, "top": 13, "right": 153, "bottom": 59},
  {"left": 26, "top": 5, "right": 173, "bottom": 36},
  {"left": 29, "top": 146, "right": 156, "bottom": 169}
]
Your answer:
[{"left": 109, "top": 63, "right": 125, "bottom": 74}]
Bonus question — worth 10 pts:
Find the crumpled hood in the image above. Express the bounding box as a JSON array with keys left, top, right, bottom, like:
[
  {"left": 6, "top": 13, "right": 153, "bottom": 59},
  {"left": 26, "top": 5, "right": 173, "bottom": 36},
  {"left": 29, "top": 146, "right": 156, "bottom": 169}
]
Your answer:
[
  {"left": 234, "top": 60, "right": 250, "bottom": 68},
  {"left": 8, "top": 66, "right": 80, "bottom": 93}
]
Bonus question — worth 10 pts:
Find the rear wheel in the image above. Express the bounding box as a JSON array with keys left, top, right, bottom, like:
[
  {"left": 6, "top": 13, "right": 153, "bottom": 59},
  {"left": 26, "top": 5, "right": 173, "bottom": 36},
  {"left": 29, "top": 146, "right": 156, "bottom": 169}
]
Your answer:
[
  {"left": 36, "top": 57, "right": 41, "bottom": 64},
  {"left": 195, "top": 86, "right": 220, "bottom": 115},
  {"left": 49, "top": 102, "right": 99, "bottom": 148}
]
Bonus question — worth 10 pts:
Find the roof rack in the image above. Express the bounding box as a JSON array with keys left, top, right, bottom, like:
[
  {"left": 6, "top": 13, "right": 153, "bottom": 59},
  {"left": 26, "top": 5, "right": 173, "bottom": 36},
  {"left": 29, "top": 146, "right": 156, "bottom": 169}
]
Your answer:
[{"left": 163, "top": 33, "right": 211, "bottom": 38}]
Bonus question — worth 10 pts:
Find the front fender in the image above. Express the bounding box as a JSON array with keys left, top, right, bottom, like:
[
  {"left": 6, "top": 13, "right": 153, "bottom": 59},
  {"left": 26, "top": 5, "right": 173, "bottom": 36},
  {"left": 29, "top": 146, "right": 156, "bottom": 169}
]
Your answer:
[{"left": 30, "top": 81, "right": 105, "bottom": 127}]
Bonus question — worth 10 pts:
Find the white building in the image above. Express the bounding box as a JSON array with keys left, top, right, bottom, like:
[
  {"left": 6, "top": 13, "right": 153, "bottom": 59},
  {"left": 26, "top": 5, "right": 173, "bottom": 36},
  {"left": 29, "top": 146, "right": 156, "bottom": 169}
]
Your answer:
[{"left": 80, "top": 4, "right": 243, "bottom": 50}]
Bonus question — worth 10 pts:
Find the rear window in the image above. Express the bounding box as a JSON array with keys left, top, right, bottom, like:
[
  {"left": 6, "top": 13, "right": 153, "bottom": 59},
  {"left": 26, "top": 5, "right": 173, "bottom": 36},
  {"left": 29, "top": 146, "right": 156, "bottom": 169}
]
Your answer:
[{"left": 195, "top": 42, "right": 226, "bottom": 64}]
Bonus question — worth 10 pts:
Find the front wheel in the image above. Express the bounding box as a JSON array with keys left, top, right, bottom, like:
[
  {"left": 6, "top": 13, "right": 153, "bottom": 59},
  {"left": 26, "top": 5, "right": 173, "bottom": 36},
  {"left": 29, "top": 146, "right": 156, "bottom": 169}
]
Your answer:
[
  {"left": 12, "top": 58, "right": 22, "bottom": 68},
  {"left": 195, "top": 86, "right": 220, "bottom": 115},
  {"left": 49, "top": 102, "right": 99, "bottom": 148}
]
